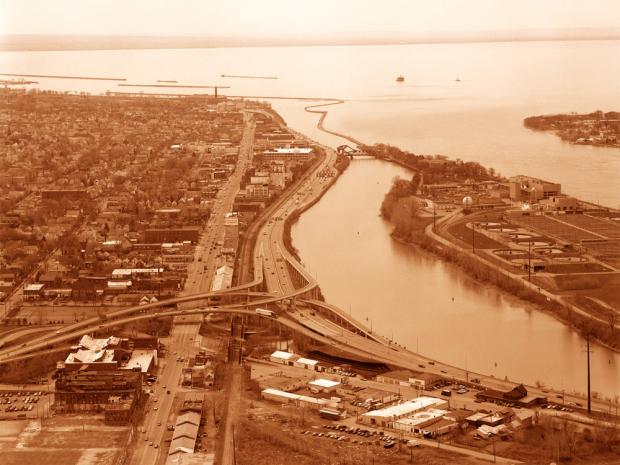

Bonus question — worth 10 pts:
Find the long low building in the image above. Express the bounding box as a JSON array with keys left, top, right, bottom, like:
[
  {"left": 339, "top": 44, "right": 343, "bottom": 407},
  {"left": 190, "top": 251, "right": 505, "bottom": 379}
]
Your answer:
[
  {"left": 261, "top": 388, "right": 340, "bottom": 411},
  {"left": 393, "top": 408, "right": 452, "bottom": 434},
  {"left": 166, "top": 410, "right": 202, "bottom": 465},
  {"left": 360, "top": 397, "right": 448, "bottom": 428}
]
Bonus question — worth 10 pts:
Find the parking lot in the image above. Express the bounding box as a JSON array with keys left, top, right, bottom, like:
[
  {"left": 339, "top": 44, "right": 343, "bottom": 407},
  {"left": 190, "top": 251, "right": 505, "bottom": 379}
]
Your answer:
[{"left": 0, "top": 390, "right": 51, "bottom": 418}]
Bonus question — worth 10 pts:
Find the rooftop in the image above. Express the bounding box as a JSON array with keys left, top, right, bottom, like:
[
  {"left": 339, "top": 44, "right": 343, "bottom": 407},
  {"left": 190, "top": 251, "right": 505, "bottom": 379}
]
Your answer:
[
  {"left": 309, "top": 379, "right": 340, "bottom": 389},
  {"left": 363, "top": 397, "right": 445, "bottom": 419},
  {"left": 270, "top": 350, "right": 295, "bottom": 360}
]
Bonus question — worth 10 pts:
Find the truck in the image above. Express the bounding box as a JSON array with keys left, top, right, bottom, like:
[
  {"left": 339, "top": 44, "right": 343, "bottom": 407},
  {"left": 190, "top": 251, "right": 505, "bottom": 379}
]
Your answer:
[{"left": 255, "top": 308, "right": 276, "bottom": 318}]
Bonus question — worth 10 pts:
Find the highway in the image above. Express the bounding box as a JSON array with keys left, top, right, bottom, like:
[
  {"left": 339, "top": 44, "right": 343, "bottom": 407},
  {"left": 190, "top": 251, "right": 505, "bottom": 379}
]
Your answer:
[
  {"left": 131, "top": 111, "right": 256, "bottom": 465},
  {"left": 1, "top": 106, "right": 613, "bottom": 439}
]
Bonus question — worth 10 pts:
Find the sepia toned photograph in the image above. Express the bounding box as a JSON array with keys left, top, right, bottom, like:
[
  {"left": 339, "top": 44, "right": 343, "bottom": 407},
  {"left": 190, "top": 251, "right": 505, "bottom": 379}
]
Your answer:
[{"left": 0, "top": 1, "right": 619, "bottom": 464}]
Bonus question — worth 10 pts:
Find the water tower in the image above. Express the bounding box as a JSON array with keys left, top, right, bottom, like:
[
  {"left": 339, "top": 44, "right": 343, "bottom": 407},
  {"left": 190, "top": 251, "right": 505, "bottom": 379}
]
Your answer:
[{"left": 462, "top": 196, "right": 473, "bottom": 212}]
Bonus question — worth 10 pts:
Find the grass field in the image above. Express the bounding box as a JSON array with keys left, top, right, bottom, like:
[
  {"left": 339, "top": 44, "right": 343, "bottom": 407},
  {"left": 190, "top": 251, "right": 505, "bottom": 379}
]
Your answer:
[{"left": 447, "top": 222, "right": 506, "bottom": 249}]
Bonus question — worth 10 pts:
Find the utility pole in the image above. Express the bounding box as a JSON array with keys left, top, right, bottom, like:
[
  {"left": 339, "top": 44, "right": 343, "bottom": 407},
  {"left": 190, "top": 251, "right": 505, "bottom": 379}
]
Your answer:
[
  {"left": 587, "top": 333, "right": 592, "bottom": 414},
  {"left": 528, "top": 240, "right": 532, "bottom": 281},
  {"left": 471, "top": 222, "right": 475, "bottom": 253},
  {"left": 433, "top": 204, "right": 436, "bottom": 231}
]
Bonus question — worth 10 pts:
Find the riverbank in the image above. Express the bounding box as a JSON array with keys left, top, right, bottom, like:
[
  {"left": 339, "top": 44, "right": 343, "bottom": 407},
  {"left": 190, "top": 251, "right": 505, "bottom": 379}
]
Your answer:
[{"left": 378, "top": 171, "right": 620, "bottom": 353}]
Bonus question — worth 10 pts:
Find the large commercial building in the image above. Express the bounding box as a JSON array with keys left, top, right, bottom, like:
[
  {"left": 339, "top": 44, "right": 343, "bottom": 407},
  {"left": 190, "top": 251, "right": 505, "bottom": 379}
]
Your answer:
[
  {"left": 144, "top": 228, "right": 200, "bottom": 244},
  {"left": 360, "top": 397, "right": 448, "bottom": 428},
  {"left": 54, "top": 368, "right": 143, "bottom": 423},
  {"left": 509, "top": 176, "right": 561, "bottom": 203}
]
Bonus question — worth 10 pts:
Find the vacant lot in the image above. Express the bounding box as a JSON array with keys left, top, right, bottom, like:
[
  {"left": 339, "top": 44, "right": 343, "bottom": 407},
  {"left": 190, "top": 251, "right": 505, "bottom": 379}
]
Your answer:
[
  {"left": 236, "top": 417, "right": 487, "bottom": 465},
  {"left": 0, "top": 416, "right": 129, "bottom": 465}
]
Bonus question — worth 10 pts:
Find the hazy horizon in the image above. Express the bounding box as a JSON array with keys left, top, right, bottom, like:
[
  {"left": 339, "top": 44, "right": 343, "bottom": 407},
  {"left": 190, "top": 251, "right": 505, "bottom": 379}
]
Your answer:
[{"left": 2, "top": 27, "right": 620, "bottom": 52}]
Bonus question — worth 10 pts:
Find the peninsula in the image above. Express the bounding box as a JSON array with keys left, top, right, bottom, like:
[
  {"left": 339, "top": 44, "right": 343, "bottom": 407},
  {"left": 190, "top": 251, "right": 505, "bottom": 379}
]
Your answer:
[{"left": 524, "top": 111, "right": 620, "bottom": 148}]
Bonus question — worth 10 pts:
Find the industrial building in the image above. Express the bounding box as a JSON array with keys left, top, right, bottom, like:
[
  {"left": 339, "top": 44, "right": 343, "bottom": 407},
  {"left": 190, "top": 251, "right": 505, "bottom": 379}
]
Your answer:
[
  {"left": 509, "top": 175, "right": 561, "bottom": 203},
  {"left": 62, "top": 334, "right": 157, "bottom": 374},
  {"left": 166, "top": 410, "right": 202, "bottom": 465},
  {"left": 144, "top": 227, "right": 200, "bottom": 244},
  {"left": 308, "top": 378, "right": 340, "bottom": 393},
  {"left": 359, "top": 397, "right": 448, "bottom": 428},
  {"left": 376, "top": 369, "right": 442, "bottom": 389},
  {"left": 53, "top": 369, "right": 142, "bottom": 423},
  {"left": 261, "top": 388, "right": 340, "bottom": 411}
]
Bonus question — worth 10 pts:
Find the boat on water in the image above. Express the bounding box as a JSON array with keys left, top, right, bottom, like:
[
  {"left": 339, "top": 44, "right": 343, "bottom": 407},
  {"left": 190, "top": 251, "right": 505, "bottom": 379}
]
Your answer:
[
  {"left": 157, "top": 80, "right": 178, "bottom": 83},
  {"left": 455, "top": 77, "right": 461, "bottom": 82},
  {"left": 396, "top": 75, "right": 405, "bottom": 82}
]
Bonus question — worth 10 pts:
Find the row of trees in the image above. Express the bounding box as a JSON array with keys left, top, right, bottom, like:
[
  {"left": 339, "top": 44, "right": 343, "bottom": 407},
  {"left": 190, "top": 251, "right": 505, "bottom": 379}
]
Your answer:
[{"left": 380, "top": 173, "right": 422, "bottom": 241}]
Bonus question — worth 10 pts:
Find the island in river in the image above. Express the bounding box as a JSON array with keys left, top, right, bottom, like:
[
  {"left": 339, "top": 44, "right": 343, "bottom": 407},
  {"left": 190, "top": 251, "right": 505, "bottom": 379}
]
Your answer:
[{"left": 524, "top": 110, "right": 620, "bottom": 148}]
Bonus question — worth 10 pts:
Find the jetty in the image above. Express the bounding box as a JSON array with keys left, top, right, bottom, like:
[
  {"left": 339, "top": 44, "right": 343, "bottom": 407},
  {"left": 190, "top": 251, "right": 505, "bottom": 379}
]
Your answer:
[
  {"left": 0, "top": 72, "right": 126, "bottom": 81},
  {"left": 221, "top": 74, "right": 278, "bottom": 80}
]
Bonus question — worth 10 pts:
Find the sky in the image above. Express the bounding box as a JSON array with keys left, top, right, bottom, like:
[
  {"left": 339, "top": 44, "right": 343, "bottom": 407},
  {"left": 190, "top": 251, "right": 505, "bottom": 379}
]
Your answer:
[{"left": 1, "top": 0, "right": 620, "bottom": 36}]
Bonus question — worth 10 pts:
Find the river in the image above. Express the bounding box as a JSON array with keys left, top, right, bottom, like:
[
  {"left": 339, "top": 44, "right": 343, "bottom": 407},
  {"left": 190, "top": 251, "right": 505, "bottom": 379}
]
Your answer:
[
  {"left": 290, "top": 155, "right": 619, "bottom": 399},
  {"left": 1, "top": 40, "right": 618, "bottom": 397}
]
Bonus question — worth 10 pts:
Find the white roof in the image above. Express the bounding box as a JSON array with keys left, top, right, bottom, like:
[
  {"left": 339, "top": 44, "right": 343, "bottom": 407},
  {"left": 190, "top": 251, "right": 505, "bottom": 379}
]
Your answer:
[
  {"left": 295, "top": 357, "right": 318, "bottom": 366},
  {"left": 394, "top": 409, "right": 448, "bottom": 426},
  {"left": 24, "top": 283, "right": 44, "bottom": 292},
  {"left": 262, "top": 388, "right": 330, "bottom": 406},
  {"left": 123, "top": 350, "right": 155, "bottom": 373},
  {"left": 363, "top": 397, "right": 443, "bottom": 419},
  {"left": 78, "top": 334, "right": 120, "bottom": 351},
  {"left": 66, "top": 348, "right": 115, "bottom": 364},
  {"left": 309, "top": 379, "right": 340, "bottom": 388},
  {"left": 262, "top": 388, "right": 301, "bottom": 400},
  {"left": 111, "top": 268, "right": 163, "bottom": 277},
  {"left": 273, "top": 147, "right": 312, "bottom": 154},
  {"left": 210, "top": 266, "right": 233, "bottom": 292},
  {"left": 270, "top": 350, "right": 295, "bottom": 360},
  {"left": 108, "top": 280, "right": 132, "bottom": 288}
]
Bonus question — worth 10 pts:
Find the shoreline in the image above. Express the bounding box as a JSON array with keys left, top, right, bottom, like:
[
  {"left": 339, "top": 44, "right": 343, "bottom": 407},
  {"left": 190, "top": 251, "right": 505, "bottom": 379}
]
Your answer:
[{"left": 293, "top": 99, "right": 620, "bottom": 355}]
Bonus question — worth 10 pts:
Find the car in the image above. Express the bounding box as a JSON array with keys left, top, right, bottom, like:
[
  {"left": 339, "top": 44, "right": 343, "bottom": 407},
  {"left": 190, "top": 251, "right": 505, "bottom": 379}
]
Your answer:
[
  {"left": 154, "top": 444, "right": 158, "bottom": 449},
  {"left": 153, "top": 406, "right": 158, "bottom": 411},
  {"left": 144, "top": 437, "right": 149, "bottom": 441},
  {"left": 157, "top": 422, "right": 162, "bottom": 426},
  {"left": 149, "top": 441, "right": 154, "bottom": 446},
  {"left": 418, "top": 364, "right": 426, "bottom": 369}
]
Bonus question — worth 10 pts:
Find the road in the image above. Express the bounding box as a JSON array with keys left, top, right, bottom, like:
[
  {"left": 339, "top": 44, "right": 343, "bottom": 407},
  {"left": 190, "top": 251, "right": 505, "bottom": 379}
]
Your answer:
[
  {"left": 130, "top": 112, "right": 256, "bottom": 465},
  {"left": 2, "top": 111, "right": 614, "bottom": 421}
]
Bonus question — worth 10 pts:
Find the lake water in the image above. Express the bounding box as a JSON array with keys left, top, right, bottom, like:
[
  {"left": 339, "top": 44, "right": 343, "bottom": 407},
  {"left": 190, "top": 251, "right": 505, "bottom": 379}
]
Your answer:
[
  {"left": 3, "top": 40, "right": 618, "bottom": 205},
  {"left": 1, "top": 40, "right": 619, "bottom": 397}
]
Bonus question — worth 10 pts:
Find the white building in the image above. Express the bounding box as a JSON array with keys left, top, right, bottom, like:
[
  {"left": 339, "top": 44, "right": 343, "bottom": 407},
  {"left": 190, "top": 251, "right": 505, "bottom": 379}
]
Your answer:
[
  {"left": 360, "top": 397, "right": 448, "bottom": 427},
  {"left": 294, "top": 357, "right": 319, "bottom": 370},
  {"left": 308, "top": 378, "right": 340, "bottom": 393},
  {"left": 261, "top": 388, "right": 339, "bottom": 411},
  {"left": 269, "top": 350, "right": 297, "bottom": 365}
]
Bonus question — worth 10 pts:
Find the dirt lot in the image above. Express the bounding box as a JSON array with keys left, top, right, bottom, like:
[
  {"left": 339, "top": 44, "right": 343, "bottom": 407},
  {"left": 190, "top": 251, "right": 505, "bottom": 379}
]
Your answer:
[
  {"left": 236, "top": 418, "right": 487, "bottom": 465},
  {"left": 237, "top": 398, "right": 488, "bottom": 465},
  {"left": 0, "top": 415, "right": 130, "bottom": 465}
]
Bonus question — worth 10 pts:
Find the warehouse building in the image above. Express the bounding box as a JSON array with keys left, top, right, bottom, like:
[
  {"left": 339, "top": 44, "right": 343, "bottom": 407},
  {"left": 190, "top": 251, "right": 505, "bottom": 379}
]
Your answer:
[{"left": 360, "top": 397, "right": 448, "bottom": 428}]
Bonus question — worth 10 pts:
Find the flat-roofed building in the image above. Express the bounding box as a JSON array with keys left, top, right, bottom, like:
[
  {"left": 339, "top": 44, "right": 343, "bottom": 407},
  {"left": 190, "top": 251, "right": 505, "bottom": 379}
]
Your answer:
[
  {"left": 144, "top": 228, "right": 200, "bottom": 244},
  {"left": 360, "top": 397, "right": 448, "bottom": 427},
  {"left": 293, "top": 357, "right": 319, "bottom": 370},
  {"left": 269, "top": 350, "right": 297, "bottom": 365},
  {"left": 308, "top": 378, "right": 340, "bottom": 393},
  {"left": 509, "top": 175, "right": 561, "bottom": 203}
]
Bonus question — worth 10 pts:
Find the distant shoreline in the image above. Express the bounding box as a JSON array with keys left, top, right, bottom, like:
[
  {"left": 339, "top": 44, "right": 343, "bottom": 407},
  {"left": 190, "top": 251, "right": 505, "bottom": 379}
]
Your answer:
[{"left": 1, "top": 32, "right": 619, "bottom": 52}]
